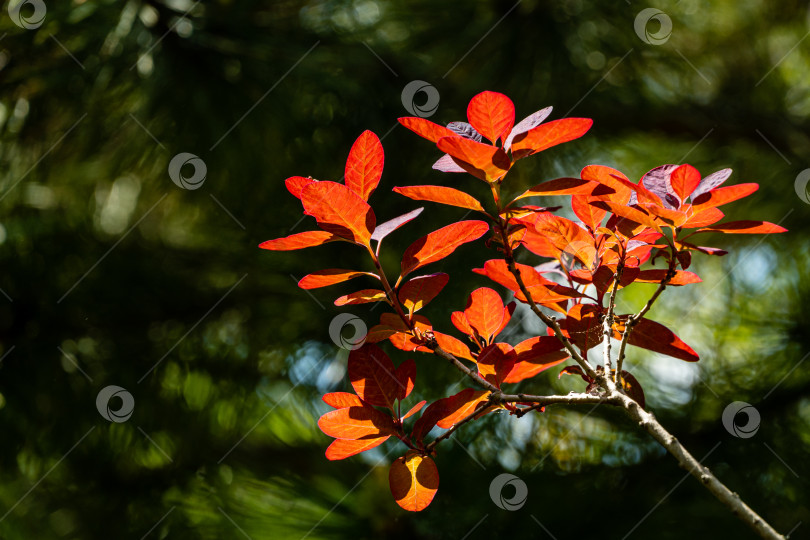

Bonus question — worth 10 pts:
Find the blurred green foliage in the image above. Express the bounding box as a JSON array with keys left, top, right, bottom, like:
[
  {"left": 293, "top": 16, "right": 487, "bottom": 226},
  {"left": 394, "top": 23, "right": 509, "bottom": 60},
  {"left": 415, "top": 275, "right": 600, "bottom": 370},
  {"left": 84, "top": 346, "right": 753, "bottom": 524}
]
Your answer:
[{"left": 0, "top": 0, "right": 808, "bottom": 538}]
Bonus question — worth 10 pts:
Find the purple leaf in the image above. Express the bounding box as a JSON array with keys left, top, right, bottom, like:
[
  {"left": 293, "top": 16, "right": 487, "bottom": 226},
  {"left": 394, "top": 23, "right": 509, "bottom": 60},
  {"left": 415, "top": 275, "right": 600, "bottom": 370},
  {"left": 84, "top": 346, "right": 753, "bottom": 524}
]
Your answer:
[
  {"left": 504, "top": 106, "right": 553, "bottom": 150},
  {"left": 690, "top": 168, "right": 733, "bottom": 200},
  {"left": 432, "top": 154, "right": 467, "bottom": 173},
  {"left": 371, "top": 207, "right": 424, "bottom": 243},
  {"left": 641, "top": 164, "right": 681, "bottom": 209},
  {"left": 446, "top": 122, "right": 483, "bottom": 142}
]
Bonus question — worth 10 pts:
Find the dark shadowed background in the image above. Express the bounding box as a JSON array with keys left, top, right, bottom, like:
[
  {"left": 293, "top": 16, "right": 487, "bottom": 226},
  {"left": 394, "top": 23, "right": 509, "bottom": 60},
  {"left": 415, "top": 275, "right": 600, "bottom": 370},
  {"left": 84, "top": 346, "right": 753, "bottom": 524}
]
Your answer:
[{"left": 0, "top": 0, "right": 808, "bottom": 538}]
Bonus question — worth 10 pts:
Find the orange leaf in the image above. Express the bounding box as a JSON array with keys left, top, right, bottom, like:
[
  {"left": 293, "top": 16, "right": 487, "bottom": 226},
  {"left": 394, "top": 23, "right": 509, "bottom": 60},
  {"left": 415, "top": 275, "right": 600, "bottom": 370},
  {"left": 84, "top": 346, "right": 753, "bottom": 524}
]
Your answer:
[
  {"left": 638, "top": 203, "right": 688, "bottom": 227},
  {"left": 436, "top": 136, "right": 511, "bottom": 182},
  {"left": 401, "top": 220, "right": 489, "bottom": 277},
  {"left": 393, "top": 185, "right": 486, "bottom": 213},
  {"left": 510, "top": 118, "right": 593, "bottom": 158},
  {"left": 532, "top": 214, "right": 597, "bottom": 268},
  {"left": 433, "top": 331, "right": 475, "bottom": 362},
  {"left": 476, "top": 343, "right": 516, "bottom": 387},
  {"left": 398, "top": 273, "right": 449, "bottom": 314},
  {"left": 460, "top": 287, "right": 509, "bottom": 344},
  {"left": 695, "top": 220, "right": 787, "bottom": 235},
  {"left": 691, "top": 183, "right": 758, "bottom": 210},
  {"left": 348, "top": 344, "right": 401, "bottom": 409},
  {"left": 389, "top": 451, "right": 439, "bottom": 512},
  {"left": 581, "top": 165, "right": 634, "bottom": 204},
  {"left": 503, "top": 336, "right": 569, "bottom": 383},
  {"left": 466, "top": 91, "right": 515, "bottom": 144},
  {"left": 259, "top": 230, "right": 338, "bottom": 251},
  {"left": 435, "top": 389, "right": 491, "bottom": 428},
  {"left": 563, "top": 304, "right": 602, "bottom": 352},
  {"left": 285, "top": 176, "right": 316, "bottom": 199},
  {"left": 334, "top": 289, "right": 388, "bottom": 306},
  {"left": 298, "top": 269, "right": 376, "bottom": 289},
  {"left": 634, "top": 270, "right": 701, "bottom": 286},
  {"left": 401, "top": 400, "right": 426, "bottom": 421},
  {"left": 318, "top": 404, "right": 396, "bottom": 439},
  {"left": 512, "top": 177, "right": 595, "bottom": 201},
  {"left": 322, "top": 392, "right": 364, "bottom": 409},
  {"left": 326, "top": 435, "right": 390, "bottom": 460},
  {"left": 670, "top": 164, "right": 702, "bottom": 202},
  {"left": 614, "top": 317, "right": 699, "bottom": 362},
  {"left": 345, "top": 130, "right": 384, "bottom": 201},
  {"left": 682, "top": 207, "right": 724, "bottom": 228},
  {"left": 398, "top": 117, "right": 456, "bottom": 143},
  {"left": 572, "top": 195, "right": 607, "bottom": 230},
  {"left": 301, "top": 181, "right": 376, "bottom": 245},
  {"left": 396, "top": 359, "right": 416, "bottom": 401},
  {"left": 591, "top": 200, "right": 662, "bottom": 234}
]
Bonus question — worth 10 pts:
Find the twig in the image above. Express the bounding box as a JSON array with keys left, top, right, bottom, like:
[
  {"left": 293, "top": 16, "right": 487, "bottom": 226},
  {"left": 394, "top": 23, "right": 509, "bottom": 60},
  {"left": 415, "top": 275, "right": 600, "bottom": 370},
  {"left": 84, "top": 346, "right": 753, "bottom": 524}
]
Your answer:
[{"left": 425, "top": 403, "right": 497, "bottom": 452}]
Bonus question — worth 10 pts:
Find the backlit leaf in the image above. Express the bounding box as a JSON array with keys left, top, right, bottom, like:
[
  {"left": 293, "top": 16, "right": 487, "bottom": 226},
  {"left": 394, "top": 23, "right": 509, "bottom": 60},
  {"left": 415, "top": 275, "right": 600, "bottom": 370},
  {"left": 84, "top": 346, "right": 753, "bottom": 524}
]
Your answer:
[
  {"left": 325, "top": 435, "right": 390, "bottom": 460},
  {"left": 532, "top": 214, "right": 597, "bottom": 268},
  {"left": 476, "top": 343, "right": 516, "bottom": 387},
  {"left": 259, "top": 230, "right": 339, "bottom": 251},
  {"left": 345, "top": 130, "right": 384, "bottom": 201},
  {"left": 510, "top": 118, "right": 593, "bottom": 158},
  {"left": 301, "top": 181, "right": 376, "bottom": 245},
  {"left": 503, "top": 336, "right": 569, "bottom": 383},
  {"left": 393, "top": 185, "right": 486, "bottom": 213},
  {"left": 398, "top": 273, "right": 450, "bottom": 314},
  {"left": 436, "top": 136, "right": 511, "bottom": 182},
  {"left": 398, "top": 117, "right": 456, "bottom": 143},
  {"left": 298, "top": 269, "right": 376, "bottom": 290},
  {"left": 401, "top": 400, "right": 426, "bottom": 421},
  {"left": 460, "top": 287, "right": 508, "bottom": 344},
  {"left": 695, "top": 220, "right": 787, "bottom": 235},
  {"left": 511, "top": 177, "right": 595, "bottom": 201},
  {"left": 613, "top": 317, "right": 699, "bottom": 362},
  {"left": 691, "top": 183, "right": 758, "bottom": 210},
  {"left": 435, "top": 389, "right": 491, "bottom": 428},
  {"left": 396, "top": 359, "right": 417, "bottom": 401},
  {"left": 285, "top": 176, "right": 316, "bottom": 199},
  {"left": 334, "top": 289, "right": 388, "bottom": 306},
  {"left": 389, "top": 451, "right": 439, "bottom": 512},
  {"left": 466, "top": 91, "right": 515, "bottom": 144},
  {"left": 318, "top": 404, "right": 396, "bottom": 439},
  {"left": 348, "top": 344, "right": 401, "bottom": 409},
  {"left": 634, "top": 270, "right": 701, "bottom": 286},
  {"left": 322, "top": 392, "right": 364, "bottom": 409},
  {"left": 682, "top": 207, "right": 724, "bottom": 228},
  {"left": 670, "top": 164, "right": 702, "bottom": 202},
  {"left": 401, "top": 220, "right": 489, "bottom": 276}
]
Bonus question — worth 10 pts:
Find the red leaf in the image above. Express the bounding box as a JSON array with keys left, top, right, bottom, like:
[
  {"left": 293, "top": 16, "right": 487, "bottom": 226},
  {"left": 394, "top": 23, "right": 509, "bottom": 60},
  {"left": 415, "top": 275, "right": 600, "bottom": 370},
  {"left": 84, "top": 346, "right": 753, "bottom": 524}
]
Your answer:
[
  {"left": 348, "top": 344, "right": 401, "bottom": 409},
  {"left": 371, "top": 208, "right": 424, "bottom": 243},
  {"left": 401, "top": 220, "right": 489, "bottom": 277},
  {"left": 436, "top": 389, "right": 491, "bottom": 428},
  {"left": 682, "top": 207, "right": 724, "bottom": 228},
  {"left": 466, "top": 91, "right": 515, "bottom": 144},
  {"left": 344, "top": 130, "right": 384, "bottom": 201},
  {"left": 619, "top": 371, "right": 646, "bottom": 409},
  {"left": 476, "top": 343, "right": 516, "bottom": 387},
  {"left": 285, "top": 176, "right": 316, "bottom": 199},
  {"left": 396, "top": 359, "right": 417, "bottom": 401},
  {"left": 259, "top": 230, "right": 338, "bottom": 251},
  {"left": 398, "top": 273, "right": 450, "bottom": 314},
  {"left": 389, "top": 451, "right": 439, "bottom": 512},
  {"left": 433, "top": 331, "right": 475, "bottom": 362},
  {"left": 398, "top": 117, "right": 456, "bottom": 143},
  {"left": 590, "top": 200, "right": 662, "bottom": 233},
  {"left": 401, "top": 400, "right": 426, "bottom": 421},
  {"left": 691, "top": 183, "right": 759, "bottom": 209},
  {"left": 532, "top": 214, "right": 597, "bottom": 268},
  {"left": 512, "top": 177, "right": 595, "bottom": 201},
  {"left": 301, "top": 181, "right": 376, "bottom": 245},
  {"left": 559, "top": 364, "right": 588, "bottom": 381},
  {"left": 334, "top": 289, "right": 388, "bottom": 306},
  {"left": 634, "top": 270, "right": 701, "bottom": 286},
  {"left": 299, "top": 269, "right": 376, "bottom": 289},
  {"left": 472, "top": 259, "right": 583, "bottom": 307},
  {"left": 460, "top": 287, "right": 509, "bottom": 344},
  {"left": 325, "top": 435, "right": 390, "bottom": 461},
  {"left": 615, "top": 317, "right": 699, "bottom": 362},
  {"left": 510, "top": 118, "right": 593, "bottom": 158},
  {"left": 572, "top": 195, "right": 607, "bottom": 230},
  {"left": 670, "top": 164, "right": 702, "bottom": 202},
  {"left": 581, "top": 165, "right": 634, "bottom": 204},
  {"left": 318, "top": 404, "right": 396, "bottom": 439},
  {"left": 503, "top": 337, "right": 569, "bottom": 383},
  {"left": 695, "top": 220, "right": 787, "bottom": 235},
  {"left": 436, "top": 136, "right": 511, "bottom": 183},
  {"left": 323, "top": 392, "right": 364, "bottom": 409},
  {"left": 563, "top": 304, "right": 602, "bottom": 352},
  {"left": 393, "top": 185, "right": 486, "bottom": 213}
]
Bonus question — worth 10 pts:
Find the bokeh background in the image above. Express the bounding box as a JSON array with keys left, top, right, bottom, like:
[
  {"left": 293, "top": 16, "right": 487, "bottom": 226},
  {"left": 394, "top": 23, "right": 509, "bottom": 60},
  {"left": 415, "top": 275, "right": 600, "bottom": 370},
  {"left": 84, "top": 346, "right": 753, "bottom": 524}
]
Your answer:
[{"left": 0, "top": 0, "right": 809, "bottom": 538}]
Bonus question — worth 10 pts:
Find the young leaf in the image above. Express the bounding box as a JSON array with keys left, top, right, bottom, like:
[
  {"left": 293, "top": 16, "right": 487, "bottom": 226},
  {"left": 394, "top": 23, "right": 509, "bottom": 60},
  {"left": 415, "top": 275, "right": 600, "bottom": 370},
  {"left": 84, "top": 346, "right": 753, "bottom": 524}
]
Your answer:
[
  {"left": 641, "top": 164, "right": 680, "bottom": 209},
  {"left": 371, "top": 207, "right": 424, "bottom": 243},
  {"left": 400, "top": 220, "right": 489, "bottom": 277},
  {"left": 389, "top": 451, "right": 439, "bottom": 512},
  {"left": 348, "top": 344, "right": 401, "bottom": 409},
  {"left": 259, "top": 230, "right": 338, "bottom": 251},
  {"left": 398, "top": 273, "right": 450, "bottom": 314},
  {"left": 398, "top": 117, "right": 456, "bottom": 143},
  {"left": 334, "top": 289, "right": 388, "bottom": 306},
  {"left": 447, "top": 121, "right": 483, "bottom": 142},
  {"left": 345, "top": 130, "right": 384, "bottom": 201},
  {"left": 432, "top": 153, "right": 467, "bottom": 173},
  {"left": 318, "top": 404, "right": 397, "bottom": 439},
  {"left": 503, "top": 106, "right": 553, "bottom": 150},
  {"left": 298, "top": 269, "right": 376, "bottom": 290},
  {"left": 396, "top": 359, "right": 417, "bottom": 401},
  {"left": 285, "top": 176, "right": 317, "bottom": 199},
  {"left": 694, "top": 221, "right": 787, "bottom": 235},
  {"left": 466, "top": 91, "right": 515, "bottom": 144},
  {"left": 393, "top": 185, "right": 486, "bottom": 213},
  {"left": 325, "top": 435, "right": 390, "bottom": 461},
  {"left": 301, "top": 181, "right": 376, "bottom": 245},
  {"left": 509, "top": 118, "right": 593, "bottom": 158},
  {"left": 436, "top": 136, "right": 511, "bottom": 183},
  {"left": 670, "top": 164, "right": 702, "bottom": 202},
  {"left": 435, "top": 389, "right": 491, "bottom": 428},
  {"left": 690, "top": 168, "right": 732, "bottom": 199}
]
